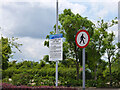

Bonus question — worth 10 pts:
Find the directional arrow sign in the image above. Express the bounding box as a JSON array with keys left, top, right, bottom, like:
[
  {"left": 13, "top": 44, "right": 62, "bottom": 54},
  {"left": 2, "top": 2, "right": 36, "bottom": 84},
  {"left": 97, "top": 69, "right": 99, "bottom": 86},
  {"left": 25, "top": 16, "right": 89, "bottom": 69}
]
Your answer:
[{"left": 75, "top": 30, "right": 90, "bottom": 48}]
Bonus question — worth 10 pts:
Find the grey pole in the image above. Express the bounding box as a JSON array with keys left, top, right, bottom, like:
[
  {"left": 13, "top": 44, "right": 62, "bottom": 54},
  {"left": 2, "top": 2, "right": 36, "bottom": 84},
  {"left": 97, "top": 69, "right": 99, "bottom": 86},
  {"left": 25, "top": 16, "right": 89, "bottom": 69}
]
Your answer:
[
  {"left": 82, "top": 27, "right": 85, "bottom": 90},
  {"left": 56, "top": 0, "right": 58, "bottom": 87},
  {"left": 56, "top": 0, "right": 58, "bottom": 34},
  {"left": 56, "top": 61, "right": 58, "bottom": 86},
  {"left": 83, "top": 48, "right": 85, "bottom": 90},
  {"left": 118, "top": 1, "right": 120, "bottom": 59}
]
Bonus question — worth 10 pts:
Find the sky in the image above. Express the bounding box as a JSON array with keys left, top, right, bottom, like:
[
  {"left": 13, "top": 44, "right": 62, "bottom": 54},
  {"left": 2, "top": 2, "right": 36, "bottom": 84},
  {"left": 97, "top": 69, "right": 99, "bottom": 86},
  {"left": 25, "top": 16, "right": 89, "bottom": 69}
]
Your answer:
[{"left": 0, "top": 0, "right": 119, "bottom": 62}]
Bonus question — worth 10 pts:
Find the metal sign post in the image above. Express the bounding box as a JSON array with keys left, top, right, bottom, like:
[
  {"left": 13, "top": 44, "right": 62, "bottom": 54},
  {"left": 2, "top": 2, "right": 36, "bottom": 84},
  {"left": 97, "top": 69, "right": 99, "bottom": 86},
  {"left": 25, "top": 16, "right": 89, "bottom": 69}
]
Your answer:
[
  {"left": 118, "top": 1, "right": 120, "bottom": 59},
  {"left": 56, "top": 61, "right": 58, "bottom": 86},
  {"left": 75, "top": 29, "right": 90, "bottom": 90},
  {"left": 49, "top": 34, "right": 63, "bottom": 87},
  {"left": 56, "top": 0, "right": 58, "bottom": 87},
  {"left": 49, "top": 0, "right": 62, "bottom": 87},
  {"left": 83, "top": 48, "right": 85, "bottom": 90}
]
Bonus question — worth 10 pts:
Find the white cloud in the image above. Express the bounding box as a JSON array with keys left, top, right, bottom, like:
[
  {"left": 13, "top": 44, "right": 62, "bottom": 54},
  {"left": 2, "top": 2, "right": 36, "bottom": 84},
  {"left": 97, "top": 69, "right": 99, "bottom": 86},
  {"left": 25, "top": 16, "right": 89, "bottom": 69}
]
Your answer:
[
  {"left": 96, "top": 9, "right": 108, "bottom": 19},
  {"left": 0, "top": 2, "right": 30, "bottom": 37},
  {"left": 1, "top": 0, "right": 119, "bottom": 62},
  {"left": 0, "top": 3, "right": 16, "bottom": 37},
  {"left": 68, "top": 0, "right": 119, "bottom": 2},
  {"left": 0, "top": 1, "right": 53, "bottom": 62},
  {"left": 86, "top": 2, "right": 118, "bottom": 19},
  {"left": 10, "top": 37, "right": 49, "bottom": 62},
  {"left": 0, "top": 2, "right": 55, "bottom": 38},
  {"left": 59, "top": 0, "right": 87, "bottom": 14},
  {"left": 1, "top": 0, "right": 56, "bottom": 8}
]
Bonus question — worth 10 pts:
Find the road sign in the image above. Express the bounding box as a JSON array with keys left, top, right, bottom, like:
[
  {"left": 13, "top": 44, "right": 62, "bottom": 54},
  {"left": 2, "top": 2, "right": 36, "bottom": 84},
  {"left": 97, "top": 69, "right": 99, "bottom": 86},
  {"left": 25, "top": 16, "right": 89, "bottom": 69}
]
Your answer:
[
  {"left": 75, "top": 30, "right": 90, "bottom": 48},
  {"left": 49, "top": 34, "right": 63, "bottom": 61}
]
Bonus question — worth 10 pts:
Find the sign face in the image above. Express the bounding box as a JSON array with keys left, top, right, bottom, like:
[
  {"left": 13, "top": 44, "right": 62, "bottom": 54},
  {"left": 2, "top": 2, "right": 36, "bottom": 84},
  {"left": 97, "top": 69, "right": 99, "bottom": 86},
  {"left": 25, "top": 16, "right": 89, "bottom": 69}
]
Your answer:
[
  {"left": 75, "top": 30, "right": 90, "bottom": 48},
  {"left": 49, "top": 34, "right": 63, "bottom": 61}
]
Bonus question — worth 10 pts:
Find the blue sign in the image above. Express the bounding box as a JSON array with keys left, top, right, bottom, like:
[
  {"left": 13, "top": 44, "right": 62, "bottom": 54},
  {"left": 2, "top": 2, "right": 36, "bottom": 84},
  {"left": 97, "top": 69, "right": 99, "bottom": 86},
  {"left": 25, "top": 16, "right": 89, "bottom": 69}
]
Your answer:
[{"left": 49, "top": 34, "right": 63, "bottom": 39}]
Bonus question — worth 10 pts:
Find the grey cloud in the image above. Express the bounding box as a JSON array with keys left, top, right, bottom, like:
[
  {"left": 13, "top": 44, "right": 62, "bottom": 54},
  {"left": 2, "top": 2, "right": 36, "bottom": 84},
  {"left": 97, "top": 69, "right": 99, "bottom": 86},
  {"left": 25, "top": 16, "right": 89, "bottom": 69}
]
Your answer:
[
  {"left": 3, "top": 2, "right": 56, "bottom": 39},
  {"left": 14, "top": 7, "right": 55, "bottom": 39}
]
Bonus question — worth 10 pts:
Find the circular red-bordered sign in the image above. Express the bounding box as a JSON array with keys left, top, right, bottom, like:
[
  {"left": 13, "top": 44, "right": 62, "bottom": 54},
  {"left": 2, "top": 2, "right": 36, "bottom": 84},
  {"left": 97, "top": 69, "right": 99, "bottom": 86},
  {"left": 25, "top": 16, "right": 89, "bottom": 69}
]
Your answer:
[{"left": 75, "top": 30, "right": 90, "bottom": 48}]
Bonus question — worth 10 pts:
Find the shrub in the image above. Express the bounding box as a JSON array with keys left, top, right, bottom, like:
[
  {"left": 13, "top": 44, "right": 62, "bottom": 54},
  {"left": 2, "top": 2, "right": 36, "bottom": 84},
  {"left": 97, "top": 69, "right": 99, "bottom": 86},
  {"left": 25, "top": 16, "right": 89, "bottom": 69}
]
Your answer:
[
  {"left": 63, "top": 79, "right": 82, "bottom": 87},
  {"left": 2, "top": 77, "right": 9, "bottom": 83},
  {"left": 3, "top": 67, "right": 23, "bottom": 78},
  {"left": 12, "top": 72, "right": 31, "bottom": 86},
  {"left": 96, "top": 79, "right": 108, "bottom": 88},
  {"left": 86, "top": 79, "right": 108, "bottom": 88},
  {"left": 86, "top": 80, "right": 97, "bottom": 87},
  {"left": 1, "top": 83, "right": 78, "bottom": 90}
]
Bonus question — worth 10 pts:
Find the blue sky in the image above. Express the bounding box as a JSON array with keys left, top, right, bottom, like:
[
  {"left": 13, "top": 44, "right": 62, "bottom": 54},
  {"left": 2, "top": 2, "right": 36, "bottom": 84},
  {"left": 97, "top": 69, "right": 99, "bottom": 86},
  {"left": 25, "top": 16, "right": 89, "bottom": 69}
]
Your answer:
[{"left": 0, "top": 0, "right": 119, "bottom": 62}]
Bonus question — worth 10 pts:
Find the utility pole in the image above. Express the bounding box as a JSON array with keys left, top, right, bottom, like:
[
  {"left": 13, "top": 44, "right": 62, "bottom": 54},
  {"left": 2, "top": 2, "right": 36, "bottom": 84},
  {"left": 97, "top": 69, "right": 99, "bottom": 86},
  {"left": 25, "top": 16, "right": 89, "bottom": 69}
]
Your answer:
[
  {"left": 56, "top": 0, "right": 58, "bottom": 87},
  {"left": 118, "top": 1, "right": 120, "bottom": 60},
  {"left": 82, "top": 27, "right": 85, "bottom": 90}
]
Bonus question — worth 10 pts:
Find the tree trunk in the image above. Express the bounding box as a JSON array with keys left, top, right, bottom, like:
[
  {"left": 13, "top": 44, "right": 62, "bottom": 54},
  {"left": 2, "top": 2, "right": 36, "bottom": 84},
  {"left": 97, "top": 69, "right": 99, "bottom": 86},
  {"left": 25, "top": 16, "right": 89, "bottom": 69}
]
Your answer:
[
  {"left": 76, "top": 62, "right": 80, "bottom": 80},
  {"left": 75, "top": 44, "right": 80, "bottom": 80},
  {"left": 108, "top": 57, "right": 112, "bottom": 87},
  {"left": 94, "top": 65, "right": 97, "bottom": 80}
]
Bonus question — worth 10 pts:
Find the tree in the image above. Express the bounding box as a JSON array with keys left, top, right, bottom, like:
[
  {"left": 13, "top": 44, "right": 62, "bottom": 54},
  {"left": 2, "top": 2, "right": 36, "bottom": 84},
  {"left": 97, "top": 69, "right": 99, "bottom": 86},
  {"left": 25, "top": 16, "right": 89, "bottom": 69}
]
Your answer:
[
  {"left": 87, "top": 18, "right": 118, "bottom": 80},
  {"left": 111, "top": 51, "right": 120, "bottom": 87},
  {"left": 44, "top": 9, "right": 94, "bottom": 80},
  {"left": 58, "top": 9, "right": 95, "bottom": 80},
  {"left": 0, "top": 37, "right": 12, "bottom": 70},
  {"left": 44, "top": 9, "right": 118, "bottom": 82},
  {"left": 0, "top": 36, "right": 22, "bottom": 70},
  {"left": 104, "top": 32, "right": 119, "bottom": 87}
]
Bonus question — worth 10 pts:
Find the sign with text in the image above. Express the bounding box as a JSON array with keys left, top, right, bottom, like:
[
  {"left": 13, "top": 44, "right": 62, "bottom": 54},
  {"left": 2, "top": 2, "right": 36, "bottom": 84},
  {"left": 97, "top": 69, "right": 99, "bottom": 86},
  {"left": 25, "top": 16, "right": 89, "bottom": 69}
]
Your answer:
[{"left": 49, "top": 34, "right": 63, "bottom": 61}]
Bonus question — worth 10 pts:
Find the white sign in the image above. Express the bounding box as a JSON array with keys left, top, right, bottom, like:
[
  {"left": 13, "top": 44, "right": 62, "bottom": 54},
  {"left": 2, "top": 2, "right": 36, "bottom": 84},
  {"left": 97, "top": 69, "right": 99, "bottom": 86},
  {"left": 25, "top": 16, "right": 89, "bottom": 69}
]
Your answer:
[
  {"left": 75, "top": 30, "right": 90, "bottom": 48},
  {"left": 49, "top": 34, "right": 63, "bottom": 61}
]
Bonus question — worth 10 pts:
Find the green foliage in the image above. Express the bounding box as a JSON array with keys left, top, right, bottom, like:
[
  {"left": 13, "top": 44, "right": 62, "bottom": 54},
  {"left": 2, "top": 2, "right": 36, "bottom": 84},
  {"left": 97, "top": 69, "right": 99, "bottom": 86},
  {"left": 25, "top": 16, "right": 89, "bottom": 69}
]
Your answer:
[
  {"left": 86, "top": 79, "right": 109, "bottom": 88},
  {"left": 34, "top": 76, "right": 55, "bottom": 86},
  {"left": 59, "top": 58, "right": 75, "bottom": 68},
  {"left": 2, "top": 58, "right": 120, "bottom": 87},
  {"left": 44, "top": 9, "right": 95, "bottom": 80},
  {"left": 2, "top": 8, "right": 120, "bottom": 88},
  {"left": 12, "top": 72, "right": 31, "bottom": 85},
  {"left": 2, "top": 76, "right": 10, "bottom": 83},
  {"left": 0, "top": 36, "right": 22, "bottom": 70},
  {"left": 39, "top": 60, "right": 46, "bottom": 68},
  {"left": 0, "top": 37, "right": 12, "bottom": 70},
  {"left": 86, "top": 17, "right": 118, "bottom": 82},
  {"left": 8, "top": 37, "right": 22, "bottom": 53},
  {"left": 65, "top": 79, "right": 82, "bottom": 87},
  {"left": 103, "top": 30, "right": 118, "bottom": 86}
]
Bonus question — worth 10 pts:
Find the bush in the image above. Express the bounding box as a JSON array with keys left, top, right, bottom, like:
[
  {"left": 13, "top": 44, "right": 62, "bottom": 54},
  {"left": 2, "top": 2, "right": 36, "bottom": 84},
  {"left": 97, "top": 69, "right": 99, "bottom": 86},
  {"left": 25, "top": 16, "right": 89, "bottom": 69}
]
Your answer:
[
  {"left": 96, "top": 79, "right": 108, "bottom": 88},
  {"left": 67, "top": 79, "right": 82, "bottom": 87},
  {"left": 12, "top": 72, "right": 31, "bottom": 86},
  {"left": 86, "top": 80, "right": 97, "bottom": 87},
  {"left": 86, "top": 79, "right": 108, "bottom": 88},
  {"left": 2, "top": 77, "right": 9, "bottom": 83},
  {"left": 59, "top": 67, "right": 76, "bottom": 80},
  {"left": 34, "top": 76, "right": 55, "bottom": 86},
  {"left": 59, "top": 77, "right": 82, "bottom": 87},
  {"left": 3, "top": 67, "right": 23, "bottom": 78},
  {"left": 1, "top": 83, "right": 78, "bottom": 90},
  {"left": 80, "top": 70, "right": 92, "bottom": 80},
  {"left": 3, "top": 66, "right": 93, "bottom": 87}
]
